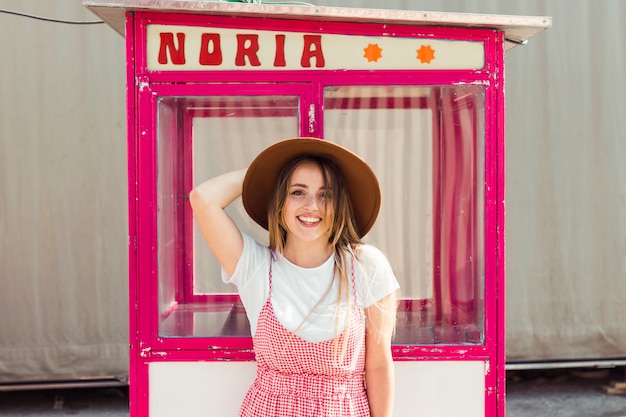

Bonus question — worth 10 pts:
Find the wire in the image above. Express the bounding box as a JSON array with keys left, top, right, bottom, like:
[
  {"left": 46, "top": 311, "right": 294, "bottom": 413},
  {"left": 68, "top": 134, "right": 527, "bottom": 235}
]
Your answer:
[
  {"left": 504, "top": 37, "right": 528, "bottom": 46},
  {"left": 0, "top": 8, "right": 104, "bottom": 25}
]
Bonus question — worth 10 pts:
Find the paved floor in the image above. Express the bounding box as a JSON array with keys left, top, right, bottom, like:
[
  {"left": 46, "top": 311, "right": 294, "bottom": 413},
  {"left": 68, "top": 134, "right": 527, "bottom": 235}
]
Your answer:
[
  {"left": 0, "top": 387, "right": 128, "bottom": 416},
  {"left": 0, "top": 368, "right": 625, "bottom": 416},
  {"left": 506, "top": 368, "right": 626, "bottom": 417}
]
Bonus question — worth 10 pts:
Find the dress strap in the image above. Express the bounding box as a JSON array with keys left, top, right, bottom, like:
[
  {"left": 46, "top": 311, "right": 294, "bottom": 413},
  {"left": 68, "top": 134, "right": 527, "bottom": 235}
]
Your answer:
[
  {"left": 268, "top": 249, "right": 274, "bottom": 296},
  {"left": 350, "top": 253, "right": 359, "bottom": 304}
]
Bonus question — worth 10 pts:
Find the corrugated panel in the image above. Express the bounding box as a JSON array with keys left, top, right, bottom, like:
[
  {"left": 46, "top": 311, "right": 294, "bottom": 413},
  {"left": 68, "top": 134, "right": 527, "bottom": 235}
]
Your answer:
[
  {"left": 339, "top": 0, "right": 626, "bottom": 362},
  {"left": 0, "top": 0, "right": 624, "bottom": 383},
  {"left": 0, "top": 1, "right": 128, "bottom": 382},
  {"left": 503, "top": 0, "right": 626, "bottom": 362}
]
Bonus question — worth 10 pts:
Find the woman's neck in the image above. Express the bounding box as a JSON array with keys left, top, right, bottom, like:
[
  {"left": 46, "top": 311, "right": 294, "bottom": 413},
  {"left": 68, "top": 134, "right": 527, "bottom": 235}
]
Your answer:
[{"left": 282, "top": 239, "right": 334, "bottom": 268}]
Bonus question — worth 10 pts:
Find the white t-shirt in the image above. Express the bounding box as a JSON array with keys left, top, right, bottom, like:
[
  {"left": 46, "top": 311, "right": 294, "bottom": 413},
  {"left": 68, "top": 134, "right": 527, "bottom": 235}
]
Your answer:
[{"left": 222, "top": 233, "right": 399, "bottom": 342}]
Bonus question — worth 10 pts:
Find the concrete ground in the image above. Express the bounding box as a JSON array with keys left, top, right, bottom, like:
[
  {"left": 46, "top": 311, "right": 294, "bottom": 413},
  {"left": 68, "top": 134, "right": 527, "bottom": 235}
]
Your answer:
[
  {"left": 506, "top": 368, "right": 626, "bottom": 417},
  {"left": 0, "top": 368, "right": 625, "bottom": 416},
  {"left": 0, "top": 387, "right": 128, "bottom": 417}
]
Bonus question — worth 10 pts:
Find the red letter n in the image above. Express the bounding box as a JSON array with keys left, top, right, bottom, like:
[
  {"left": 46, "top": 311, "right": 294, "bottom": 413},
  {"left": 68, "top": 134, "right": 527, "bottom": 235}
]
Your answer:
[
  {"left": 235, "top": 34, "right": 261, "bottom": 67},
  {"left": 301, "top": 35, "right": 325, "bottom": 68},
  {"left": 158, "top": 32, "right": 186, "bottom": 65}
]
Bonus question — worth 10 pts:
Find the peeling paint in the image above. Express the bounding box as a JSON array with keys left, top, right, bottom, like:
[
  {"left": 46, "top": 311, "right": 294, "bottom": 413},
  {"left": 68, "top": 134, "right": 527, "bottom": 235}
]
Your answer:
[
  {"left": 137, "top": 79, "right": 150, "bottom": 91},
  {"left": 452, "top": 79, "right": 489, "bottom": 86},
  {"left": 139, "top": 346, "right": 150, "bottom": 358}
]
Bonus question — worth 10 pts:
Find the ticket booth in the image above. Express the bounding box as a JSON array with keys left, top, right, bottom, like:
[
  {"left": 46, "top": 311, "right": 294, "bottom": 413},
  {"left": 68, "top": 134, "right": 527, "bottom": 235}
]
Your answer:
[{"left": 84, "top": 2, "right": 550, "bottom": 416}]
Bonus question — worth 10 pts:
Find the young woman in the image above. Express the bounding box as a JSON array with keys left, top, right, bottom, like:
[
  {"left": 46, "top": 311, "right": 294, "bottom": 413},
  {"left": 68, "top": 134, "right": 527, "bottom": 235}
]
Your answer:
[{"left": 190, "top": 137, "right": 399, "bottom": 417}]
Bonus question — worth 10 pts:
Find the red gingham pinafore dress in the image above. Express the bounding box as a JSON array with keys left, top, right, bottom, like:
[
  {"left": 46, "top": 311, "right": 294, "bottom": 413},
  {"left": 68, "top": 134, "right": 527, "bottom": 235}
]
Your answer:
[{"left": 239, "top": 254, "right": 370, "bottom": 417}]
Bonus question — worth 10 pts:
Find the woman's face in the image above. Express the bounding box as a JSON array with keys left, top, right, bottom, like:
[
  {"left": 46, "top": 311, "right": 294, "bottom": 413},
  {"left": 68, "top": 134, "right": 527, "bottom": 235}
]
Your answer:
[{"left": 283, "top": 161, "right": 334, "bottom": 245}]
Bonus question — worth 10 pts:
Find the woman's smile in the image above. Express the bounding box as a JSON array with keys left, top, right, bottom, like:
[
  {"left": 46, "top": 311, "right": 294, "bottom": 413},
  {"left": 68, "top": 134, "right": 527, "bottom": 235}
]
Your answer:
[
  {"left": 297, "top": 215, "right": 322, "bottom": 226},
  {"left": 284, "top": 161, "right": 334, "bottom": 243}
]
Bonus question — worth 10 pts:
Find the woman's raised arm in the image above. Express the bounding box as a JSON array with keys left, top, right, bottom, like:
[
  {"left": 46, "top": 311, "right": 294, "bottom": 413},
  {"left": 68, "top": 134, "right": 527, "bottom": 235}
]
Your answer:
[{"left": 189, "top": 168, "right": 247, "bottom": 276}]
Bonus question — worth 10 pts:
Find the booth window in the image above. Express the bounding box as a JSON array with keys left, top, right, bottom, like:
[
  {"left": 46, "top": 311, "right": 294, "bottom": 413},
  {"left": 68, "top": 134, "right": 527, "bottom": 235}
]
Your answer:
[
  {"left": 324, "top": 85, "right": 485, "bottom": 345},
  {"left": 157, "top": 94, "right": 300, "bottom": 338},
  {"left": 155, "top": 85, "right": 485, "bottom": 346}
]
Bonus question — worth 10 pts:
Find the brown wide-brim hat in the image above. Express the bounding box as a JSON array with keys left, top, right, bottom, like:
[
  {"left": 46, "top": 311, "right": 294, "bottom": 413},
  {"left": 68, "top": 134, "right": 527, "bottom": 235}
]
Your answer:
[{"left": 242, "top": 137, "right": 381, "bottom": 238}]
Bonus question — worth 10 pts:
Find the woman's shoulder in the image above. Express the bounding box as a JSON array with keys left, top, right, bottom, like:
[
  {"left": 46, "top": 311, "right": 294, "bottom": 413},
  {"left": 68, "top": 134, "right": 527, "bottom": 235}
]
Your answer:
[
  {"left": 354, "top": 242, "right": 390, "bottom": 265},
  {"left": 351, "top": 243, "right": 399, "bottom": 306},
  {"left": 351, "top": 243, "right": 395, "bottom": 279}
]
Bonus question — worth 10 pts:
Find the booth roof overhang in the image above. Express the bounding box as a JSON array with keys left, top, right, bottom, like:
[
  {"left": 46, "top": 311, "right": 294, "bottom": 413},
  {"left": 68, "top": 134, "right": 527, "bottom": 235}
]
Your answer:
[{"left": 83, "top": 0, "right": 551, "bottom": 51}]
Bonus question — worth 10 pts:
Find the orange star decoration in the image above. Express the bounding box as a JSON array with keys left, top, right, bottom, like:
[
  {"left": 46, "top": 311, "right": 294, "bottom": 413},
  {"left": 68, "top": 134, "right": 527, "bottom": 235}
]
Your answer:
[
  {"left": 363, "top": 43, "right": 383, "bottom": 62},
  {"left": 416, "top": 45, "right": 436, "bottom": 64}
]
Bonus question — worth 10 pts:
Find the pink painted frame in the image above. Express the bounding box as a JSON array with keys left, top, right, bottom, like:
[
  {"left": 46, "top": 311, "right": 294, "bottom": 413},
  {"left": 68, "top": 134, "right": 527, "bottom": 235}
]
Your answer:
[
  {"left": 126, "top": 10, "right": 506, "bottom": 417},
  {"left": 134, "top": 12, "right": 497, "bottom": 83}
]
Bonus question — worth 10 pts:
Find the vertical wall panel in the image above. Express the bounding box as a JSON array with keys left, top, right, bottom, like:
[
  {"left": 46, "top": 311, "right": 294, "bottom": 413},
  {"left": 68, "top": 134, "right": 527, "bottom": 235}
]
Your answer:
[
  {"left": 0, "top": 1, "right": 127, "bottom": 381},
  {"left": 317, "top": 0, "right": 626, "bottom": 362},
  {"left": 0, "top": 0, "right": 623, "bottom": 382}
]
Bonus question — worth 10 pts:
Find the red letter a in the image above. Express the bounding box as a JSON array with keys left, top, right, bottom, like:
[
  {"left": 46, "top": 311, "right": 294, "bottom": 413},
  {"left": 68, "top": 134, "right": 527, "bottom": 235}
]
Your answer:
[
  {"left": 301, "top": 35, "right": 325, "bottom": 68},
  {"left": 158, "top": 33, "right": 186, "bottom": 65}
]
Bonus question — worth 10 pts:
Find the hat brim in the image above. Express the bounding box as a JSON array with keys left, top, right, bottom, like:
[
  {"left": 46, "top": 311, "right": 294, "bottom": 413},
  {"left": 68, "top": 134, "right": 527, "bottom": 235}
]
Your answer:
[{"left": 242, "top": 137, "right": 381, "bottom": 238}]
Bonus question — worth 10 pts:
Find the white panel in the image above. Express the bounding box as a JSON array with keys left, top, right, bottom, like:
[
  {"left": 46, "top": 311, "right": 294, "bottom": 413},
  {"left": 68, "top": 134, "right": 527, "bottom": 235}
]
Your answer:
[
  {"left": 148, "top": 360, "right": 484, "bottom": 417},
  {"left": 394, "top": 361, "right": 485, "bottom": 417},
  {"left": 149, "top": 362, "right": 257, "bottom": 417},
  {"left": 146, "top": 24, "right": 484, "bottom": 71}
]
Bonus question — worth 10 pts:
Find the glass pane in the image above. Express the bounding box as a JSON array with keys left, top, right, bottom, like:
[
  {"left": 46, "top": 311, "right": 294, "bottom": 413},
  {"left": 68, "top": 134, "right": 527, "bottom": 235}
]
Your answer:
[
  {"left": 323, "top": 85, "right": 485, "bottom": 345},
  {"left": 156, "top": 95, "right": 300, "bottom": 338}
]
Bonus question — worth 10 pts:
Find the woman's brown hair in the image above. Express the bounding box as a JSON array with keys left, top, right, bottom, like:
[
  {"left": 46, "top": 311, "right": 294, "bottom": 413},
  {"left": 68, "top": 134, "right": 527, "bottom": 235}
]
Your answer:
[{"left": 267, "top": 155, "right": 362, "bottom": 362}]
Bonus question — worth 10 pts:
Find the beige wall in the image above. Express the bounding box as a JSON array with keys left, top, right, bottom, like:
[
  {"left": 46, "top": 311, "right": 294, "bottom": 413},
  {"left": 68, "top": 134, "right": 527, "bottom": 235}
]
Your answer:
[
  {"left": 0, "top": 0, "right": 624, "bottom": 381},
  {"left": 0, "top": 1, "right": 127, "bottom": 381},
  {"left": 369, "top": 0, "right": 626, "bottom": 363}
]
